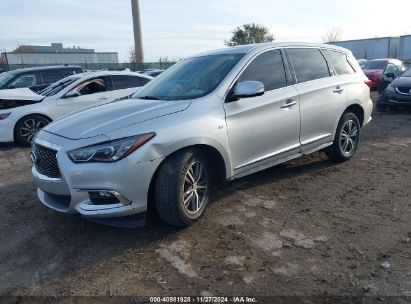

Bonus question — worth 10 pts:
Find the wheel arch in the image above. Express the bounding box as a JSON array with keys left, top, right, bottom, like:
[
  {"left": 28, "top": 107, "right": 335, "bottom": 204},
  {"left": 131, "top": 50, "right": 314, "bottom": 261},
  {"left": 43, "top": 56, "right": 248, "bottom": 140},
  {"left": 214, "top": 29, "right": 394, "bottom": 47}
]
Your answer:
[
  {"left": 344, "top": 104, "right": 364, "bottom": 126},
  {"left": 146, "top": 142, "right": 230, "bottom": 214}
]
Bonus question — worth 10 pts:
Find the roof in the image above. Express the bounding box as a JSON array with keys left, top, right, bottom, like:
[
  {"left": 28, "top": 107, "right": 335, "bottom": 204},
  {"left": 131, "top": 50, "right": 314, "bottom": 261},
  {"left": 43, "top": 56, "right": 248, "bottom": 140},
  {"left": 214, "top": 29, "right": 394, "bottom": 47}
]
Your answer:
[
  {"left": 189, "top": 42, "right": 350, "bottom": 58},
  {"left": 8, "top": 65, "right": 82, "bottom": 75},
  {"left": 71, "top": 70, "right": 153, "bottom": 80}
]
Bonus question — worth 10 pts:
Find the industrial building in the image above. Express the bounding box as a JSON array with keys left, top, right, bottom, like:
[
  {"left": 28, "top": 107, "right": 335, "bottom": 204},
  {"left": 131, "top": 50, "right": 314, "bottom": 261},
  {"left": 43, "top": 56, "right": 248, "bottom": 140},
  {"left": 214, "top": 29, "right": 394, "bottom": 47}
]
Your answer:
[
  {"left": 1, "top": 43, "right": 119, "bottom": 70},
  {"left": 330, "top": 35, "right": 411, "bottom": 60}
]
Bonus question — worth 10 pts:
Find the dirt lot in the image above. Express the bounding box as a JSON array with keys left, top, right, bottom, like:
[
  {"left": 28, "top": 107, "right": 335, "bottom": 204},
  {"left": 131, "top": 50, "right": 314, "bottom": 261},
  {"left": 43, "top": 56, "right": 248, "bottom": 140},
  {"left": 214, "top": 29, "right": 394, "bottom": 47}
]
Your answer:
[{"left": 0, "top": 93, "right": 410, "bottom": 301}]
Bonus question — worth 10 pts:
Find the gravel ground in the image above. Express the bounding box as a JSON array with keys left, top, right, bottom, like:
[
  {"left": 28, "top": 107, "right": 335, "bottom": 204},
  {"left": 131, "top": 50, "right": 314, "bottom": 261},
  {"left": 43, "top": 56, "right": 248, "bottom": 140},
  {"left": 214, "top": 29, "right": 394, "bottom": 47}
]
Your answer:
[{"left": 0, "top": 93, "right": 410, "bottom": 300}]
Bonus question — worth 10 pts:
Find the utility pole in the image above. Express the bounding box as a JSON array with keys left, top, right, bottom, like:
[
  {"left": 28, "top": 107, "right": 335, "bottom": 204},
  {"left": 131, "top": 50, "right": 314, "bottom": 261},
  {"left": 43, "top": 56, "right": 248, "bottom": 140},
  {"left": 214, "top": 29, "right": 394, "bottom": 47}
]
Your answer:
[{"left": 131, "top": 0, "right": 144, "bottom": 63}]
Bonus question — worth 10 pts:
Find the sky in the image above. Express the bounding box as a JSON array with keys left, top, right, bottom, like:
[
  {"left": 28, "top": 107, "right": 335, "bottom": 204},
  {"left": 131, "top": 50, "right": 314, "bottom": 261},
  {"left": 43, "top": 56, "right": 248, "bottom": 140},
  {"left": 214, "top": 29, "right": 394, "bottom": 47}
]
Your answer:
[{"left": 1, "top": 0, "right": 411, "bottom": 62}]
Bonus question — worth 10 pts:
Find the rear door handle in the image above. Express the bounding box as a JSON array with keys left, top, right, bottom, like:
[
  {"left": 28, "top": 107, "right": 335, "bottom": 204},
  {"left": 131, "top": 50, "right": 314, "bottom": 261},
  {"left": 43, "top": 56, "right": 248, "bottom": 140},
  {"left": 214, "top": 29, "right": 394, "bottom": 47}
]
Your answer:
[
  {"left": 333, "top": 86, "right": 344, "bottom": 93},
  {"left": 98, "top": 97, "right": 109, "bottom": 100},
  {"left": 281, "top": 99, "right": 297, "bottom": 108}
]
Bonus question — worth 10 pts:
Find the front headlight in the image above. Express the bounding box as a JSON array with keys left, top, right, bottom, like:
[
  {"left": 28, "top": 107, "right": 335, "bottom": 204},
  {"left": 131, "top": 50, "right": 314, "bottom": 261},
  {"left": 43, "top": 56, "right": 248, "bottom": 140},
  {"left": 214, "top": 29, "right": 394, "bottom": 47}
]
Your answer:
[{"left": 68, "top": 133, "right": 156, "bottom": 163}]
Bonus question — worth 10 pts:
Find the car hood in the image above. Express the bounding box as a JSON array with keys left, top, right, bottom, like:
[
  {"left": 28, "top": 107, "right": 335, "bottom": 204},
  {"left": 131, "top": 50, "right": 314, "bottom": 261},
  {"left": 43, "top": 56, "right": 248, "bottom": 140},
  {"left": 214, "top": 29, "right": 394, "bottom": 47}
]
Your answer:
[
  {"left": 44, "top": 98, "right": 191, "bottom": 139},
  {"left": 392, "top": 77, "right": 411, "bottom": 87},
  {"left": 0, "top": 87, "right": 44, "bottom": 101}
]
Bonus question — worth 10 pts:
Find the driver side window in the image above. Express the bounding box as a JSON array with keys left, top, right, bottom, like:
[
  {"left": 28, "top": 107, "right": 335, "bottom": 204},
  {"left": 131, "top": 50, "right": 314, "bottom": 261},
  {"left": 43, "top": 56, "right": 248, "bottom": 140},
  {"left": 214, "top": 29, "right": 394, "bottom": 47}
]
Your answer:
[
  {"left": 72, "top": 78, "right": 107, "bottom": 96},
  {"left": 238, "top": 50, "right": 287, "bottom": 92},
  {"left": 10, "top": 73, "right": 38, "bottom": 88}
]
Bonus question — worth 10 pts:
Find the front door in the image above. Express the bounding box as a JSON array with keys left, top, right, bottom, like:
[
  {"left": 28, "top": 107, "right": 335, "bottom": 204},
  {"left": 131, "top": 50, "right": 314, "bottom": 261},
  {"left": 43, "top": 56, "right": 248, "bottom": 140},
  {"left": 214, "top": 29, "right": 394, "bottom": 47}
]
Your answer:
[
  {"left": 55, "top": 77, "right": 112, "bottom": 116},
  {"left": 224, "top": 49, "right": 301, "bottom": 175}
]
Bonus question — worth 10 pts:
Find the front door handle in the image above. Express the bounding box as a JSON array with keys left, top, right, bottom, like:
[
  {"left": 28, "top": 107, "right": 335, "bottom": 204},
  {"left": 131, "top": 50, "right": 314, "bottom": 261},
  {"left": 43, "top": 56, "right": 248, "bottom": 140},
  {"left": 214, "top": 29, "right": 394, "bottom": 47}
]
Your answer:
[
  {"left": 98, "top": 97, "right": 109, "bottom": 100},
  {"left": 333, "top": 86, "right": 344, "bottom": 94},
  {"left": 281, "top": 99, "right": 297, "bottom": 108}
]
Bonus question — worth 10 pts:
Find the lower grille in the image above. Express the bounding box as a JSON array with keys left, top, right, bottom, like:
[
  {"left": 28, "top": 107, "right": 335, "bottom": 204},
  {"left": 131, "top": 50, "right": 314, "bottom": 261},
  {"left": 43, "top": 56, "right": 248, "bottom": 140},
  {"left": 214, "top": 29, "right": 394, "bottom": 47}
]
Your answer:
[
  {"left": 33, "top": 143, "right": 61, "bottom": 178},
  {"left": 397, "top": 87, "right": 411, "bottom": 94}
]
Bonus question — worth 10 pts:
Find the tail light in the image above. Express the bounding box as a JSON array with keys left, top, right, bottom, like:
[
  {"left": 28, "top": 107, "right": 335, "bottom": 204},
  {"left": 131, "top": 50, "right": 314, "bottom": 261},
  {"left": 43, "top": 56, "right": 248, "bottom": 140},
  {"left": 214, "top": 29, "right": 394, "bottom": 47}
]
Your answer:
[{"left": 364, "top": 79, "right": 373, "bottom": 88}]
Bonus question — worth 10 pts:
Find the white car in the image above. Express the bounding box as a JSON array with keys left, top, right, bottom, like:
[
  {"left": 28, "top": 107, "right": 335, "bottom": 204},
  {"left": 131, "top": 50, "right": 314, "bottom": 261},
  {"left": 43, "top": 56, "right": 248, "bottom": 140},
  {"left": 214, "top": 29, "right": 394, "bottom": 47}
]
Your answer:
[{"left": 0, "top": 71, "right": 152, "bottom": 145}]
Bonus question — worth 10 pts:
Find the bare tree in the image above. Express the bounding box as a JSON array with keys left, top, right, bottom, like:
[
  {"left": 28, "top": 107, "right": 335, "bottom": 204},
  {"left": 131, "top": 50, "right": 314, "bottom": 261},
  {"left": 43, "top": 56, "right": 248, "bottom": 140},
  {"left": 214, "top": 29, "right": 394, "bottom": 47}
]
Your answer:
[
  {"left": 128, "top": 48, "right": 140, "bottom": 64},
  {"left": 322, "top": 28, "right": 343, "bottom": 43}
]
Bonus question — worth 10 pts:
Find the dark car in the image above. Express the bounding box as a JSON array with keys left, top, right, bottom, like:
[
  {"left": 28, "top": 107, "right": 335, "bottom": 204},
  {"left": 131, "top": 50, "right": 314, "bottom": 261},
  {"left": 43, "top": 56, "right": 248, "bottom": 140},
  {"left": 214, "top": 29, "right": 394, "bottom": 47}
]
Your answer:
[
  {"left": 142, "top": 68, "right": 164, "bottom": 77},
  {"left": 361, "top": 59, "right": 405, "bottom": 92},
  {"left": 0, "top": 65, "right": 83, "bottom": 92},
  {"left": 377, "top": 67, "right": 411, "bottom": 111}
]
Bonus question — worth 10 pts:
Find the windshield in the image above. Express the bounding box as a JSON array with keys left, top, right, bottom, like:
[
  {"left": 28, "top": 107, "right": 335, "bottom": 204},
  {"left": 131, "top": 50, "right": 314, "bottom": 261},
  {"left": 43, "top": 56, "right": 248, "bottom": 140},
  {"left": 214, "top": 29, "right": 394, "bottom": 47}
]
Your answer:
[
  {"left": 0, "top": 72, "right": 14, "bottom": 88},
  {"left": 362, "top": 60, "right": 386, "bottom": 70},
  {"left": 402, "top": 68, "right": 411, "bottom": 77},
  {"left": 133, "top": 53, "right": 245, "bottom": 101},
  {"left": 39, "top": 77, "right": 80, "bottom": 97}
]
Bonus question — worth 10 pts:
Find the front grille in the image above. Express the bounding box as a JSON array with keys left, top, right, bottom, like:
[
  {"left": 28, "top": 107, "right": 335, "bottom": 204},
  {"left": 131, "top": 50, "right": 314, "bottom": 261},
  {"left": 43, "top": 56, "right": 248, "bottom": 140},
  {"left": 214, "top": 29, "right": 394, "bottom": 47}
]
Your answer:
[
  {"left": 33, "top": 143, "right": 61, "bottom": 178},
  {"left": 397, "top": 87, "right": 411, "bottom": 94}
]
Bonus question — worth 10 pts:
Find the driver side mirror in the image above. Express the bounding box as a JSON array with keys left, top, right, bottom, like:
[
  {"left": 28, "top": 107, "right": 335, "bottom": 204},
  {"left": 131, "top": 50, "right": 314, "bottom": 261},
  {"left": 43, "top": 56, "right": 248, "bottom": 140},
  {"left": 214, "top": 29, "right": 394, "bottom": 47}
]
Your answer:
[
  {"left": 385, "top": 72, "right": 395, "bottom": 79},
  {"left": 63, "top": 91, "right": 80, "bottom": 99},
  {"left": 7, "top": 84, "right": 15, "bottom": 89},
  {"left": 230, "top": 81, "right": 265, "bottom": 101}
]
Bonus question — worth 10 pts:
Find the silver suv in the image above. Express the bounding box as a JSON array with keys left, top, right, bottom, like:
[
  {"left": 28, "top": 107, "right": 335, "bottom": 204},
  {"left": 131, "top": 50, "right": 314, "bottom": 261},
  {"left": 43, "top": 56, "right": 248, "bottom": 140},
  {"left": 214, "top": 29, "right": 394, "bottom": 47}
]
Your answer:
[{"left": 31, "top": 42, "right": 373, "bottom": 227}]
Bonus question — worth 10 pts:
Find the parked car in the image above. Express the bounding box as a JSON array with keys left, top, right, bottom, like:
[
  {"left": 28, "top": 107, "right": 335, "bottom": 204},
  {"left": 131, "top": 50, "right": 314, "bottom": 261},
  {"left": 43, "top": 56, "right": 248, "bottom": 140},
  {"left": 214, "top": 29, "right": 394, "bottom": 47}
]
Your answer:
[
  {"left": 31, "top": 42, "right": 372, "bottom": 227},
  {"left": 142, "top": 68, "right": 164, "bottom": 77},
  {"left": 357, "top": 59, "right": 367, "bottom": 68},
  {"left": 377, "top": 67, "right": 411, "bottom": 111},
  {"left": 361, "top": 59, "right": 405, "bottom": 92},
  {"left": 0, "top": 65, "right": 83, "bottom": 93},
  {"left": 0, "top": 71, "right": 152, "bottom": 145},
  {"left": 403, "top": 60, "right": 411, "bottom": 70}
]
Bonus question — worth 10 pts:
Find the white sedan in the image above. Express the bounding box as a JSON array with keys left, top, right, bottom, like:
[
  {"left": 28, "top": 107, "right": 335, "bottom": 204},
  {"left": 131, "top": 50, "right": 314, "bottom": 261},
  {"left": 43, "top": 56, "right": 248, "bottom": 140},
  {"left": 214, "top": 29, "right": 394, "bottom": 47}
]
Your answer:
[{"left": 0, "top": 71, "right": 152, "bottom": 145}]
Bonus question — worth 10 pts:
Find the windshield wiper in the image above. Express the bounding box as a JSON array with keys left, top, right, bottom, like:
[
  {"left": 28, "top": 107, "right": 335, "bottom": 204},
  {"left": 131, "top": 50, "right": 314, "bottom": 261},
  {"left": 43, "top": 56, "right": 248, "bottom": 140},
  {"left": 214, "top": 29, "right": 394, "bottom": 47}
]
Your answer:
[{"left": 138, "top": 95, "right": 160, "bottom": 100}]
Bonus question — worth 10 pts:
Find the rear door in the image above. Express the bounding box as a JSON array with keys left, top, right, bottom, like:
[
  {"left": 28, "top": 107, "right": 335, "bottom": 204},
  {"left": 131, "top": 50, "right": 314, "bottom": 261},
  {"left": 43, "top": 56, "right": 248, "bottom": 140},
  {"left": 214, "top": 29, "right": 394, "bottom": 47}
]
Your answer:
[
  {"left": 286, "top": 48, "right": 347, "bottom": 151},
  {"left": 111, "top": 75, "right": 151, "bottom": 98},
  {"left": 55, "top": 76, "right": 113, "bottom": 116},
  {"left": 224, "top": 49, "right": 301, "bottom": 174}
]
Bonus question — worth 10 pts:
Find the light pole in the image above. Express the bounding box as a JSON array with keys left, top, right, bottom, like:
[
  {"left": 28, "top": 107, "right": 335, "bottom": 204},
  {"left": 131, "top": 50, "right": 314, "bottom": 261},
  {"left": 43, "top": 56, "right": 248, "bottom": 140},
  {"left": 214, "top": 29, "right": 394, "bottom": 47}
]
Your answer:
[{"left": 131, "top": 0, "right": 144, "bottom": 63}]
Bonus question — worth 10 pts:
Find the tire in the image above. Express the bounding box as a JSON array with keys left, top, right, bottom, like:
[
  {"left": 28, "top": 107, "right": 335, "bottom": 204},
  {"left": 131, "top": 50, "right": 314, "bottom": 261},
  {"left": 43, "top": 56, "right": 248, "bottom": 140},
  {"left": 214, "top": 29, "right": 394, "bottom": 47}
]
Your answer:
[
  {"left": 14, "top": 115, "right": 51, "bottom": 146},
  {"left": 154, "top": 149, "right": 211, "bottom": 227},
  {"left": 325, "top": 112, "right": 361, "bottom": 162}
]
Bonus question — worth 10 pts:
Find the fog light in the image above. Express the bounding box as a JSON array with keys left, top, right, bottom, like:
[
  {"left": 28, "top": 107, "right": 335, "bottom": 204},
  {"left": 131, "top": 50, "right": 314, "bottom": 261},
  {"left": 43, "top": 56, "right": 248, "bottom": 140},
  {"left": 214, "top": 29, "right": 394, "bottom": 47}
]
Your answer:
[{"left": 88, "top": 190, "right": 131, "bottom": 206}]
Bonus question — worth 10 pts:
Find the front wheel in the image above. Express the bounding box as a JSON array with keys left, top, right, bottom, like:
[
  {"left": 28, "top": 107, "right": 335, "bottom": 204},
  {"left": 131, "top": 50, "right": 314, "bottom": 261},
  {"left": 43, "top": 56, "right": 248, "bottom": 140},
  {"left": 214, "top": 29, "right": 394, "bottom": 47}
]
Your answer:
[
  {"left": 154, "top": 149, "right": 210, "bottom": 227},
  {"left": 325, "top": 112, "right": 361, "bottom": 162},
  {"left": 14, "top": 115, "right": 51, "bottom": 146}
]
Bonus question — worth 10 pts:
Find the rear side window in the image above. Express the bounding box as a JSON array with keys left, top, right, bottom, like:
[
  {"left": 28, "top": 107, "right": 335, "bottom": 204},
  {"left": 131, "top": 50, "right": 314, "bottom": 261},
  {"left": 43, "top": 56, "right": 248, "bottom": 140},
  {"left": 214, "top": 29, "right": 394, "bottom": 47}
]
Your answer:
[
  {"left": 238, "top": 50, "right": 287, "bottom": 91},
  {"left": 112, "top": 75, "right": 150, "bottom": 90},
  {"left": 323, "top": 50, "right": 355, "bottom": 75},
  {"left": 287, "top": 48, "right": 330, "bottom": 83},
  {"left": 42, "top": 70, "right": 64, "bottom": 84}
]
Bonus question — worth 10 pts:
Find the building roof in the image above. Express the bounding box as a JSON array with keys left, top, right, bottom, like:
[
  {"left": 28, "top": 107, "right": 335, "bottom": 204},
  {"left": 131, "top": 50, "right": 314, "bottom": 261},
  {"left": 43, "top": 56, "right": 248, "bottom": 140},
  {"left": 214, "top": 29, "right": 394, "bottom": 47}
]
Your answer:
[{"left": 12, "top": 43, "right": 95, "bottom": 54}]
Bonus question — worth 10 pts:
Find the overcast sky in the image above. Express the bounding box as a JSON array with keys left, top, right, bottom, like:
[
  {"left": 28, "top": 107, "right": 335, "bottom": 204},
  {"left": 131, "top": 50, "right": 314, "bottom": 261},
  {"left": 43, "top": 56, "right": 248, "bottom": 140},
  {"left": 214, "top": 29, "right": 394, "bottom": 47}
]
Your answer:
[{"left": 1, "top": 0, "right": 410, "bottom": 62}]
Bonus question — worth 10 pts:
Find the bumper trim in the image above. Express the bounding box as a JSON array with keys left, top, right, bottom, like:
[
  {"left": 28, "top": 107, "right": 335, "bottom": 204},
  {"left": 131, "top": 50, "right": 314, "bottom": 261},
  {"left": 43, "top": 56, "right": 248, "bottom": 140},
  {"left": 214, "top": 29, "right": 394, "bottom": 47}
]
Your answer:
[{"left": 84, "top": 212, "right": 147, "bottom": 228}]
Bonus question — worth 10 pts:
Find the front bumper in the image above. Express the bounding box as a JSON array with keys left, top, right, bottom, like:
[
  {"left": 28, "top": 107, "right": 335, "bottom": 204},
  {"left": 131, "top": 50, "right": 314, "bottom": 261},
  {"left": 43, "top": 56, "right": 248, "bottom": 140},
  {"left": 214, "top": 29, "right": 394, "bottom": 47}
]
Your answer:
[
  {"left": 377, "top": 89, "right": 411, "bottom": 107},
  {"left": 0, "top": 117, "right": 15, "bottom": 142},
  {"left": 32, "top": 132, "right": 164, "bottom": 219}
]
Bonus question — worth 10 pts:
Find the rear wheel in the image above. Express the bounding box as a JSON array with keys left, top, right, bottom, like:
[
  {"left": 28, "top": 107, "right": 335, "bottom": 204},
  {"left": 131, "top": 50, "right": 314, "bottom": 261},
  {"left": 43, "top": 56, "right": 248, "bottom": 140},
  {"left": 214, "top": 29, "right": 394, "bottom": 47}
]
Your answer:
[
  {"left": 14, "top": 115, "right": 51, "bottom": 146},
  {"left": 154, "top": 149, "right": 210, "bottom": 227},
  {"left": 325, "top": 112, "right": 360, "bottom": 162}
]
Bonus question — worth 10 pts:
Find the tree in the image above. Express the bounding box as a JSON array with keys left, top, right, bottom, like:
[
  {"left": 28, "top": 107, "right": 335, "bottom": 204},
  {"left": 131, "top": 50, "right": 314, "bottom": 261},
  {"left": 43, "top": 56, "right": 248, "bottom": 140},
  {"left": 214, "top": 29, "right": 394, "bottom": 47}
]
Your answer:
[
  {"left": 322, "top": 28, "right": 343, "bottom": 43},
  {"left": 128, "top": 48, "right": 140, "bottom": 64},
  {"left": 225, "top": 23, "right": 274, "bottom": 47}
]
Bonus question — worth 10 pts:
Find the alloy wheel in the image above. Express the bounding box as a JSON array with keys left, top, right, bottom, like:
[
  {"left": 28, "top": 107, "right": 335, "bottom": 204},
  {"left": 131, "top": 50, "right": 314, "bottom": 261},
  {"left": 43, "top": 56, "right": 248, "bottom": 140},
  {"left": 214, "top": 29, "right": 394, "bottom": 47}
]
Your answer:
[
  {"left": 340, "top": 119, "right": 358, "bottom": 154},
  {"left": 19, "top": 118, "right": 48, "bottom": 144},
  {"left": 183, "top": 161, "right": 208, "bottom": 214}
]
